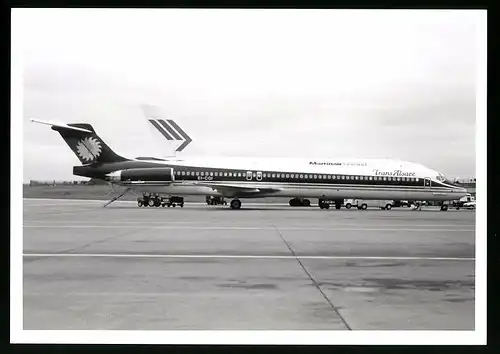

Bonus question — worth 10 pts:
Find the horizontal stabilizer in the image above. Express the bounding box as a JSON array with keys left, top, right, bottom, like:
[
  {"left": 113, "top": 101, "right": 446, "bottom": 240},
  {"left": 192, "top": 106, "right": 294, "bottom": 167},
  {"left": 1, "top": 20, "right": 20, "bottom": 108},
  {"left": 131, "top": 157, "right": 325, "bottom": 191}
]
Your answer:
[{"left": 30, "top": 118, "right": 93, "bottom": 133}]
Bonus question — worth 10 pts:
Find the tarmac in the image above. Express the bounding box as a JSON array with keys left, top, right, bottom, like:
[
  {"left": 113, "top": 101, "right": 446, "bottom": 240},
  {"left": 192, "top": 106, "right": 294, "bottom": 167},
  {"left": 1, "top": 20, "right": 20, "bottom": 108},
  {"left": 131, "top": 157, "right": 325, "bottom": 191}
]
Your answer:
[{"left": 23, "top": 198, "right": 476, "bottom": 330}]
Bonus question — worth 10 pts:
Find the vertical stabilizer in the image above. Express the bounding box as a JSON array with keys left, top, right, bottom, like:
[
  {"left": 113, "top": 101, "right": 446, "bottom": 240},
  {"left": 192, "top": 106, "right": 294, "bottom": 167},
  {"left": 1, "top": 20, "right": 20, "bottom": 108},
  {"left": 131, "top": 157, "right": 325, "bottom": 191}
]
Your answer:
[{"left": 140, "top": 104, "right": 193, "bottom": 157}]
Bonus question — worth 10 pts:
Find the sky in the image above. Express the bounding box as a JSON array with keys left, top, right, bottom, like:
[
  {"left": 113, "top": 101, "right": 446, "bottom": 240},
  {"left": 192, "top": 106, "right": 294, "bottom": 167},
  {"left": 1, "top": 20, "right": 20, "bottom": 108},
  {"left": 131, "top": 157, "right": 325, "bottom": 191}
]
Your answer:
[{"left": 17, "top": 9, "right": 484, "bottom": 182}]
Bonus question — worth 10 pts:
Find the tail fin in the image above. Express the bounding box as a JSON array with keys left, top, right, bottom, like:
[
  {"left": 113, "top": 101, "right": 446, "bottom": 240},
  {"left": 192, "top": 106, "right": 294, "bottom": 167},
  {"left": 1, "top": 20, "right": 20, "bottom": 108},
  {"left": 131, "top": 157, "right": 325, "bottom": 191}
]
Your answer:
[
  {"left": 31, "top": 119, "right": 128, "bottom": 165},
  {"left": 140, "top": 104, "right": 193, "bottom": 154}
]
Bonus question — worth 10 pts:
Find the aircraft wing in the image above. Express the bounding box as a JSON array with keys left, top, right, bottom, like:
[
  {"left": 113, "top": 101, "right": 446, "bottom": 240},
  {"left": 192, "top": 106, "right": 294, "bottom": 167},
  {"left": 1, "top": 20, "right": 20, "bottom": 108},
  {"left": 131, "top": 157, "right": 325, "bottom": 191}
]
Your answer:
[{"left": 194, "top": 182, "right": 283, "bottom": 197}]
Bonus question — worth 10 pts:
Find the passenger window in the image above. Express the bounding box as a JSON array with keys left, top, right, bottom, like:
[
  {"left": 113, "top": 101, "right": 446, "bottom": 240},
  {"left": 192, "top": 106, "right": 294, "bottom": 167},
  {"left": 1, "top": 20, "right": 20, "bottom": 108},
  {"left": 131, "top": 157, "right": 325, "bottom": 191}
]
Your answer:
[
  {"left": 181, "top": 171, "right": 185, "bottom": 175},
  {"left": 286, "top": 174, "right": 290, "bottom": 178},
  {"left": 272, "top": 173, "right": 276, "bottom": 178},
  {"left": 209, "top": 172, "right": 213, "bottom": 176},
  {"left": 238, "top": 172, "right": 242, "bottom": 177},
  {"left": 196, "top": 171, "right": 200, "bottom": 176},
  {"left": 228, "top": 172, "right": 232, "bottom": 177},
  {"left": 214, "top": 172, "right": 218, "bottom": 176},
  {"left": 300, "top": 174, "right": 303, "bottom": 178},
  {"left": 416, "top": 178, "right": 419, "bottom": 182}
]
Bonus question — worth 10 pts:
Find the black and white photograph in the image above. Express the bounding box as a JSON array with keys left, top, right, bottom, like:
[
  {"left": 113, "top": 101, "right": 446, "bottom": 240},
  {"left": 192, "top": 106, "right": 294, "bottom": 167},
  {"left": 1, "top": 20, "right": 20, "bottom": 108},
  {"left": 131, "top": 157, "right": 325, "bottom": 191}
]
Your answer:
[{"left": 12, "top": 8, "right": 486, "bottom": 344}]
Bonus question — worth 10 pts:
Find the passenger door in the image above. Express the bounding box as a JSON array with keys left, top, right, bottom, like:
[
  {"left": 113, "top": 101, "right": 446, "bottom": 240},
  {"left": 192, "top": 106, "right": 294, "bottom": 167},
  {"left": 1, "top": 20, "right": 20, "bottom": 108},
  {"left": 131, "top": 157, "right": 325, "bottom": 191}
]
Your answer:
[
  {"left": 246, "top": 171, "right": 253, "bottom": 181},
  {"left": 256, "top": 171, "right": 262, "bottom": 181},
  {"left": 424, "top": 177, "right": 431, "bottom": 188}
]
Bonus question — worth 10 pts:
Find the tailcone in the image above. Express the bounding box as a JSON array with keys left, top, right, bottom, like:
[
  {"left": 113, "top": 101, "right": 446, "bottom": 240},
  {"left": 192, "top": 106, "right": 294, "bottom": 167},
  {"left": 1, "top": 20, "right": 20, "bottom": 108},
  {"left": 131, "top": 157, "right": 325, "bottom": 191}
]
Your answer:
[{"left": 73, "top": 165, "right": 105, "bottom": 179}]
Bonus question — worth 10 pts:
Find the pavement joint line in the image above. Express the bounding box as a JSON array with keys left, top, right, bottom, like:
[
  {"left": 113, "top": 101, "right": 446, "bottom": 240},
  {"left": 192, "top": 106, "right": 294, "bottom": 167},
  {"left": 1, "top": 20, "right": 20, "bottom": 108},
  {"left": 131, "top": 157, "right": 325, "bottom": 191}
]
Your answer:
[
  {"left": 61, "top": 228, "right": 144, "bottom": 255},
  {"left": 21, "top": 253, "right": 475, "bottom": 261},
  {"left": 22, "top": 225, "right": 474, "bottom": 232},
  {"left": 272, "top": 225, "right": 352, "bottom": 330}
]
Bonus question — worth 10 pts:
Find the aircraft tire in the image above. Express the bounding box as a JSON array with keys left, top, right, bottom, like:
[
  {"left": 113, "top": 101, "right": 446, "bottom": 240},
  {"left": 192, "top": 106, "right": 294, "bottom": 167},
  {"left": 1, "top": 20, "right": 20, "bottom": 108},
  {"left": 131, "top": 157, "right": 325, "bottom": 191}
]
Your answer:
[
  {"left": 385, "top": 204, "right": 392, "bottom": 210},
  {"left": 441, "top": 205, "right": 448, "bottom": 211},
  {"left": 230, "top": 199, "right": 242, "bottom": 210},
  {"left": 138, "top": 200, "right": 143, "bottom": 207},
  {"left": 361, "top": 204, "right": 368, "bottom": 210},
  {"left": 345, "top": 203, "right": 352, "bottom": 209}
]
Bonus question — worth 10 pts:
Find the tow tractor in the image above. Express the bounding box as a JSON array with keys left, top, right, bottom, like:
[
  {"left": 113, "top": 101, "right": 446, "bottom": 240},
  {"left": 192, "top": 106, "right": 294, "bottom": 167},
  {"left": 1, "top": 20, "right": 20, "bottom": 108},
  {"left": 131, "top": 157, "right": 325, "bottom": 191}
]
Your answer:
[
  {"left": 289, "top": 197, "right": 311, "bottom": 207},
  {"left": 137, "top": 193, "right": 184, "bottom": 208}
]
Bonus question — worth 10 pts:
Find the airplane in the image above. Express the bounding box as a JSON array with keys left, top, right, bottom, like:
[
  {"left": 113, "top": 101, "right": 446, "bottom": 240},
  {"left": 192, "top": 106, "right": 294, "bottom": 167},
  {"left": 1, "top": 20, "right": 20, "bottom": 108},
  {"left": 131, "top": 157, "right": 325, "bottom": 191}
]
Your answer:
[{"left": 30, "top": 119, "right": 468, "bottom": 210}]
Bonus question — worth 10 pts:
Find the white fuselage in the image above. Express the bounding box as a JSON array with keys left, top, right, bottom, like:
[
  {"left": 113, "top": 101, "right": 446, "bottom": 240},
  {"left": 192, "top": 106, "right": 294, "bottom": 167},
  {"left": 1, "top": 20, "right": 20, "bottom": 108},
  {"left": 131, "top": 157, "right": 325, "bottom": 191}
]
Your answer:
[{"left": 123, "top": 156, "right": 467, "bottom": 201}]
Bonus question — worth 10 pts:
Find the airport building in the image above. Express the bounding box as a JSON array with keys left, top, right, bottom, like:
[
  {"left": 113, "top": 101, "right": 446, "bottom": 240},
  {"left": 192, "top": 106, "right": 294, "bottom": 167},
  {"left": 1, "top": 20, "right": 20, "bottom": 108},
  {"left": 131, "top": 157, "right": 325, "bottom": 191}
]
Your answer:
[{"left": 455, "top": 177, "right": 476, "bottom": 197}]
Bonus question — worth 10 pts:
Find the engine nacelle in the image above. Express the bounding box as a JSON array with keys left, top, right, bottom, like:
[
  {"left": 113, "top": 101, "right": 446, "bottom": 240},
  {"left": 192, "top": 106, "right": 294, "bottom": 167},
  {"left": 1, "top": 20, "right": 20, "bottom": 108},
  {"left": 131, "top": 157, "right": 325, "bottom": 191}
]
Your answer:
[{"left": 106, "top": 167, "right": 175, "bottom": 182}]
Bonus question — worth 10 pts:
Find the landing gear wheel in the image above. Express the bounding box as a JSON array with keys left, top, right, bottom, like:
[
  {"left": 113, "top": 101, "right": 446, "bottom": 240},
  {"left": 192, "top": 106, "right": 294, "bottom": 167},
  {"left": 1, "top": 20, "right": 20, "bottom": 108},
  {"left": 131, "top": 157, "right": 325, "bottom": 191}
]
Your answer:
[
  {"left": 441, "top": 205, "right": 449, "bottom": 211},
  {"left": 230, "top": 199, "right": 242, "bottom": 210},
  {"left": 148, "top": 199, "right": 155, "bottom": 207},
  {"left": 385, "top": 204, "right": 392, "bottom": 210},
  {"left": 138, "top": 200, "right": 143, "bottom": 207},
  {"left": 345, "top": 203, "right": 352, "bottom": 209},
  {"left": 361, "top": 204, "right": 368, "bottom": 210}
]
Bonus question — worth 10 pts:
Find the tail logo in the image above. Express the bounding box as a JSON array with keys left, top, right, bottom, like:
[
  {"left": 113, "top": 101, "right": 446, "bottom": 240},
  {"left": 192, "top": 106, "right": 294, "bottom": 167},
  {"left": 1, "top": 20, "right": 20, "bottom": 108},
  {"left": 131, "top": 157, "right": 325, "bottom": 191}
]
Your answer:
[
  {"left": 148, "top": 119, "right": 193, "bottom": 152},
  {"left": 76, "top": 137, "right": 102, "bottom": 162}
]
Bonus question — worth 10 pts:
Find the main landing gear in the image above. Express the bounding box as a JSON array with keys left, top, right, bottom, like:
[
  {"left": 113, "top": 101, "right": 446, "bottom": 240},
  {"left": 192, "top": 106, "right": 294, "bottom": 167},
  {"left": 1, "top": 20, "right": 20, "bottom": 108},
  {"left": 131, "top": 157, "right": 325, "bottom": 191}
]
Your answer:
[
  {"left": 439, "top": 201, "right": 449, "bottom": 211},
  {"left": 230, "top": 199, "right": 242, "bottom": 210}
]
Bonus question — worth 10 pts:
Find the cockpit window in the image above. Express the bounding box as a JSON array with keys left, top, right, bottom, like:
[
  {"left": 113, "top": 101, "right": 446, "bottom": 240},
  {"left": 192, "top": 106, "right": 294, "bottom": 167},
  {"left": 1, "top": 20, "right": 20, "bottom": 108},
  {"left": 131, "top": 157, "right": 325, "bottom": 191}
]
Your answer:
[
  {"left": 436, "top": 173, "right": 461, "bottom": 186},
  {"left": 436, "top": 173, "right": 446, "bottom": 182}
]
